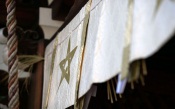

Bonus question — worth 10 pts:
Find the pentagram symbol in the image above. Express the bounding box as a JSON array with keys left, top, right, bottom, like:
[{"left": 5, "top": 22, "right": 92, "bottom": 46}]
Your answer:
[{"left": 58, "top": 38, "right": 77, "bottom": 88}]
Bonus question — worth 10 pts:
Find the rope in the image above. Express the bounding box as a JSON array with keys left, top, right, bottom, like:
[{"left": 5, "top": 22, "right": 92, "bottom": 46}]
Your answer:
[{"left": 6, "top": 0, "right": 19, "bottom": 108}]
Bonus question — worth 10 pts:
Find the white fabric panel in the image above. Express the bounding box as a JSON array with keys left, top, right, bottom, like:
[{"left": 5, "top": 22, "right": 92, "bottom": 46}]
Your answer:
[
  {"left": 43, "top": 0, "right": 175, "bottom": 106},
  {"left": 79, "top": 0, "right": 129, "bottom": 98},
  {"left": 42, "top": 45, "right": 54, "bottom": 109},
  {"left": 79, "top": 0, "right": 175, "bottom": 98},
  {"left": 117, "top": 0, "right": 175, "bottom": 94},
  {"left": 130, "top": 0, "right": 175, "bottom": 61},
  {"left": 43, "top": 4, "right": 87, "bottom": 109}
]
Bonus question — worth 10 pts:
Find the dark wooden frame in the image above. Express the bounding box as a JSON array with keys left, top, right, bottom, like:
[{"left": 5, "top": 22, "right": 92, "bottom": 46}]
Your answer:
[{"left": 28, "top": 40, "right": 44, "bottom": 109}]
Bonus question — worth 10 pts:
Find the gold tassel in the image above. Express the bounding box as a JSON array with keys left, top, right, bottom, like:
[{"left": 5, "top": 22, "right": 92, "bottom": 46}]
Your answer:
[
  {"left": 140, "top": 74, "right": 145, "bottom": 86},
  {"left": 131, "top": 81, "right": 134, "bottom": 90},
  {"left": 76, "top": 96, "right": 85, "bottom": 109},
  {"left": 111, "top": 80, "right": 117, "bottom": 101},
  {"left": 129, "top": 61, "right": 140, "bottom": 82},
  {"left": 119, "top": 94, "right": 122, "bottom": 98},
  {"left": 107, "top": 81, "right": 110, "bottom": 100},
  {"left": 107, "top": 81, "right": 113, "bottom": 103},
  {"left": 141, "top": 59, "right": 147, "bottom": 76}
]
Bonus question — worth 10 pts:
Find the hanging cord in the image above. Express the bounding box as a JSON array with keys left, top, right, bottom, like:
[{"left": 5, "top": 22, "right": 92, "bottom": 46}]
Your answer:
[{"left": 6, "top": 0, "right": 20, "bottom": 108}]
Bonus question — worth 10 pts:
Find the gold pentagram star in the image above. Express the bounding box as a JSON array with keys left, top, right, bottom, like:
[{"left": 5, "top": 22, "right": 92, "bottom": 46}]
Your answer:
[{"left": 58, "top": 38, "right": 77, "bottom": 88}]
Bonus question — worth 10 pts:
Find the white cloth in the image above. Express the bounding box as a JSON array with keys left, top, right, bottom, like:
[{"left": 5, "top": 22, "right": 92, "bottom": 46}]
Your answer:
[
  {"left": 43, "top": 0, "right": 175, "bottom": 106},
  {"left": 130, "top": 0, "right": 175, "bottom": 61},
  {"left": 79, "top": 0, "right": 129, "bottom": 98},
  {"left": 117, "top": 0, "right": 175, "bottom": 94},
  {"left": 79, "top": 0, "right": 175, "bottom": 97},
  {"left": 43, "top": 3, "right": 88, "bottom": 109}
]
